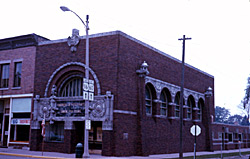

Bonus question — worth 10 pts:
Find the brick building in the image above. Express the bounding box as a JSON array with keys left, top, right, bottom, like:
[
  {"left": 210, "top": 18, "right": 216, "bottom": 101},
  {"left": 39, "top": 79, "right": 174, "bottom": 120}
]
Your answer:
[
  {"left": 0, "top": 31, "right": 249, "bottom": 156},
  {"left": 0, "top": 34, "right": 48, "bottom": 148}
]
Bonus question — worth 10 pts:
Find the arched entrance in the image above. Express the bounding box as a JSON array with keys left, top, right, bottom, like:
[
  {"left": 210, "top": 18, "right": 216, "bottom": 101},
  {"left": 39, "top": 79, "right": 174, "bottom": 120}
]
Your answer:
[{"left": 30, "top": 62, "right": 114, "bottom": 154}]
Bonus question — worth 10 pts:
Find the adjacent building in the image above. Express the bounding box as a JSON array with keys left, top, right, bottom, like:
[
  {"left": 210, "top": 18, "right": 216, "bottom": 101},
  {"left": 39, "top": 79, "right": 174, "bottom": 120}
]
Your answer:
[
  {"left": 0, "top": 30, "right": 248, "bottom": 156},
  {"left": 0, "top": 34, "right": 48, "bottom": 148}
]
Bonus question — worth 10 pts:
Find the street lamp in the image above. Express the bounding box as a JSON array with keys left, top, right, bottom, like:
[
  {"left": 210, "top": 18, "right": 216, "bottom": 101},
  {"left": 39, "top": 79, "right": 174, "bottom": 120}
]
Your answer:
[{"left": 60, "top": 6, "right": 90, "bottom": 158}]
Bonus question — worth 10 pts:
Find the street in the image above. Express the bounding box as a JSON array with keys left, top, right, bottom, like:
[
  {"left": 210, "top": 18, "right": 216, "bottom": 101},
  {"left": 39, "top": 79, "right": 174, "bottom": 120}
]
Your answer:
[{"left": 0, "top": 155, "right": 44, "bottom": 159}]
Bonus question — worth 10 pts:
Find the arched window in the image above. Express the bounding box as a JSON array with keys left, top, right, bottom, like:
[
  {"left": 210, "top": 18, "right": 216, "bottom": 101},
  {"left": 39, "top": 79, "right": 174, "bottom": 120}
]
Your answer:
[
  {"left": 60, "top": 77, "right": 83, "bottom": 97},
  {"left": 198, "top": 99, "right": 204, "bottom": 120},
  {"left": 174, "top": 93, "right": 180, "bottom": 117},
  {"left": 145, "top": 85, "right": 152, "bottom": 115},
  {"left": 160, "top": 91, "right": 167, "bottom": 116},
  {"left": 187, "top": 97, "right": 194, "bottom": 119}
]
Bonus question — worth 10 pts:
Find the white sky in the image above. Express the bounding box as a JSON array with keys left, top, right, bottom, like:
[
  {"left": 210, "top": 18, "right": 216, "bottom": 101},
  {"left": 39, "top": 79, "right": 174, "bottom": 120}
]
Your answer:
[{"left": 1, "top": 0, "right": 250, "bottom": 115}]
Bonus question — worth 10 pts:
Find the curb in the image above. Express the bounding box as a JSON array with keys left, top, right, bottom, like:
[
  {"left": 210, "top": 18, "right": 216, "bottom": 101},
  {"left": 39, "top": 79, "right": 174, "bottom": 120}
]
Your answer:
[{"left": 0, "top": 152, "right": 75, "bottom": 159}]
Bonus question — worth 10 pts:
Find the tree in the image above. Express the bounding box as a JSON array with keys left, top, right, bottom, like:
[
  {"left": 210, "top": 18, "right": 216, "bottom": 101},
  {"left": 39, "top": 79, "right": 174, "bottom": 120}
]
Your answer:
[
  {"left": 241, "top": 115, "right": 250, "bottom": 126},
  {"left": 241, "top": 76, "right": 250, "bottom": 123},
  {"left": 215, "top": 106, "right": 231, "bottom": 123},
  {"left": 227, "top": 114, "right": 243, "bottom": 125}
]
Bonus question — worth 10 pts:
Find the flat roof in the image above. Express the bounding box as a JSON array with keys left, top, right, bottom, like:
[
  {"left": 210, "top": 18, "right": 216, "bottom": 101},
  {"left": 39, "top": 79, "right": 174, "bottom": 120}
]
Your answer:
[
  {"left": 39, "top": 30, "right": 213, "bottom": 78},
  {"left": 0, "top": 34, "right": 49, "bottom": 51}
]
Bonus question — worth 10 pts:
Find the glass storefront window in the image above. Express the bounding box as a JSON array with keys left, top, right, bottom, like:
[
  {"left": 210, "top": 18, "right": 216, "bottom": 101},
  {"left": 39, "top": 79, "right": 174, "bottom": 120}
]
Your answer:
[
  {"left": 10, "top": 125, "right": 29, "bottom": 142},
  {"left": 45, "top": 122, "right": 64, "bottom": 142}
]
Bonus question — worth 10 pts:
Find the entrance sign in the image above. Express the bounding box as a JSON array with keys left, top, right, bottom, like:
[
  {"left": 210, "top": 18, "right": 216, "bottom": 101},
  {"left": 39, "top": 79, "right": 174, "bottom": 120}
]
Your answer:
[{"left": 190, "top": 125, "right": 201, "bottom": 136}]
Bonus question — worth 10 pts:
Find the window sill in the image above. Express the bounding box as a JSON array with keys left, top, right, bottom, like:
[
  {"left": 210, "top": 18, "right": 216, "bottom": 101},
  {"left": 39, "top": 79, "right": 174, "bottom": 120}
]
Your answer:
[
  {"left": 0, "top": 88, "right": 9, "bottom": 90},
  {"left": 45, "top": 140, "right": 64, "bottom": 143},
  {"left": 146, "top": 114, "right": 152, "bottom": 117},
  {"left": 9, "top": 141, "right": 29, "bottom": 145},
  {"left": 12, "top": 87, "right": 21, "bottom": 90},
  {"left": 193, "top": 119, "right": 201, "bottom": 123},
  {"left": 154, "top": 115, "right": 168, "bottom": 118}
]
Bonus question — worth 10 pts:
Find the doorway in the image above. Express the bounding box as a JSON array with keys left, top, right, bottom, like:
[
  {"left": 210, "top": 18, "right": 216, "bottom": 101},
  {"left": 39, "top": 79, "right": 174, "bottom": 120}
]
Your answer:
[
  {"left": 74, "top": 121, "right": 102, "bottom": 153},
  {"left": 2, "top": 115, "right": 9, "bottom": 147},
  {"left": 89, "top": 121, "right": 102, "bottom": 151}
]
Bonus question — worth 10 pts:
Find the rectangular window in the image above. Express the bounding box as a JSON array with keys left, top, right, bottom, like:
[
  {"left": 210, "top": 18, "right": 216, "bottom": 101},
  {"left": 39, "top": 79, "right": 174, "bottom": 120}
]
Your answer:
[
  {"left": 239, "top": 133, "right": 243, "bottom": 141},
  {"left": 228, "top": 133, "right": 233, "bottom": 142},
  {"left": 13, "top": 62, "right": 22, "bottom": 87},
  {"left": 0, "top": 63, "right": 9, "bottom": 88},
  {"left": 160, "top": 103, "right": 167, "bottom": 116},
  {"left": 10, "top": 125, "right": 30, "bottom": 142},
  {"left": 45, "top": 122, "right": 64, "bottom": 142},
  {"left": 234, "top": 133, "right": 238, "bottom": 140},
  {"left": 187, "top": 107, "right": 191, "bottom": 119},
  {"left": 218, "top": 132, "right": 223, "bottom": 139},
  {"left": 175, "top": 105, "right": 180, "bottom": 117},
  {"left": 197, "top": 109, "right": 201, "bottom": 120}
]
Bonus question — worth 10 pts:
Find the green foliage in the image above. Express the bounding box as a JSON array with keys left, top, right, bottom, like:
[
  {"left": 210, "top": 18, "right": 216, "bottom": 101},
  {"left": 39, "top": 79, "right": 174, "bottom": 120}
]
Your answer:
[
  {"left": 215, "top": 106, "right": 249, "bottom": 125},
  {"left": 215, "top": 106, "right": 230, "bottom": 123},
  {"left": 227, "top": 114, "right": 243, "bottom": 124},
  {"left": 243, "top": 77, "right": 250, "bottom": 108},
  {"left": 241, "top": 115, "right": 250, "bottom": 126}
]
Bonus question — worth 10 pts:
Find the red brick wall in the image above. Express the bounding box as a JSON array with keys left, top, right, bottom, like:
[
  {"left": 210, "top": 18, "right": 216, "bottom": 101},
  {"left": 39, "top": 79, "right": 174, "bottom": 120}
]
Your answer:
[
  {"left": 0, "top": 46, "right": 36, "bottom": 95},
  {"left": 33, "top": 32, "right": 215, "bottom": 156},
  {"left": 212, "top": 123, "right": 249, "bottom": 150}
]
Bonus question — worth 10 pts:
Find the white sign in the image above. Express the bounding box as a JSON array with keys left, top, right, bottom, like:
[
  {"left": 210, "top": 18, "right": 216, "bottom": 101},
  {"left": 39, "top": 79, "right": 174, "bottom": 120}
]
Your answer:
[
  {"left": 190, "top": 125, "right": 201, "bottom": 136},
  {"left": 11, "top": 119, "right": 30, "bottom": 125},
  {"left": 88, "top": 83, "right": 94, "bottom": 92},
  {"left": 89, "top": 92, "right": 94, "bottom": 101},
  {"left": 83, "top": 91, "right": 88, "bottom": 100},
  {"left": 84, "top": 78, "right": 88, "bottom": 83},
  {"left": 83, "top": 79, "right": 94, "bottom": 101},
  {"left": 83, "top": 83, "right": 89, "bottom": 91},
  {"left": 85, "top": 120, "right": 91, "bottom": 130},
  {"left": 89, "top": 79, "right": 94, "bottom": 84}
]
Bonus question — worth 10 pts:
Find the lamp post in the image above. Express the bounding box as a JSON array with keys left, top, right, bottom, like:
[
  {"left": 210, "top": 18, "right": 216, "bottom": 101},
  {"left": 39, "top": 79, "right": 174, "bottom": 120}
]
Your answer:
[{"left": 60, "top": 6, "right": 90, "bottom": 158}]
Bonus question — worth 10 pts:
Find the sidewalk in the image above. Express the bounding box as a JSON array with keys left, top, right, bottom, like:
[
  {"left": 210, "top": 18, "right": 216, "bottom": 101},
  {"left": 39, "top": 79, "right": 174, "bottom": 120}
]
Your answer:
[{"left": 0, "top": 147, "right": 250, "bottom": 159}]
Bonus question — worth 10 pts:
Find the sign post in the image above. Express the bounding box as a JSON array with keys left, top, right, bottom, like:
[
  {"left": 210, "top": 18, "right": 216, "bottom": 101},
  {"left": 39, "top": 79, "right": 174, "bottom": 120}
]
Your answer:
[
  {"left": 190, "top": 125, "right": 201, "bottom": 159},
  {"left": 41, "top": 116, "right": 45, "bottom": 156}
]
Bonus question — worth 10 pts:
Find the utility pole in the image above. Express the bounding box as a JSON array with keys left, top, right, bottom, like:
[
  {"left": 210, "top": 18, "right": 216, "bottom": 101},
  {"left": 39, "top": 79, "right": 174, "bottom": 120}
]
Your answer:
[{"left": 178, "top": 35, "right": 191, "bottom": 159}]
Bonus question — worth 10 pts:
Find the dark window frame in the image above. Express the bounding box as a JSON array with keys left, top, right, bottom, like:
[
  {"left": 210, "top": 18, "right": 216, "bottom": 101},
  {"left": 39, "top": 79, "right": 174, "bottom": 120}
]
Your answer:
[
  {"left": 0, "top": 63, "right": 10, "bottom": 88},
  {"left": 13, "top": 62, "right": 22, "bottom": 87}
]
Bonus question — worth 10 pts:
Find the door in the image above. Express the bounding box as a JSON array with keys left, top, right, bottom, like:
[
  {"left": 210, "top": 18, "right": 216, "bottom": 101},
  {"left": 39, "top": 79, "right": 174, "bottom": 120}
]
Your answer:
[
  {"left": 2, "top": 115, "right": 9, "bottom": 147},
  {"left": 89, "top": 121, "right": 102, "bottom": 150}
]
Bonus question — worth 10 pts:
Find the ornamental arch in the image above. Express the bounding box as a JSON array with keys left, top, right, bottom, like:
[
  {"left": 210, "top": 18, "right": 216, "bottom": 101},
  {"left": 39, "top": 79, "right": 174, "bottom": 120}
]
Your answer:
[
  {"left": 187, "top": 95, "right": 195, "bottom": 119},
  {"left": 145, "top": 82, "right": 157, "bottom": 115},
  {"left": 44, "top": 62, "right": 101, "bottom": 97},
  {"left": 31, "top": 62, "right": 114, "bottom": 153},
  {"left": 159, "top": 88, "right": 172, "bottom": 116},
  {"left": 198, "top": 98, "right": 205, "bottom": 121},
  {"left": 144, "top": 76, "right": 206, "bottom": 119}
]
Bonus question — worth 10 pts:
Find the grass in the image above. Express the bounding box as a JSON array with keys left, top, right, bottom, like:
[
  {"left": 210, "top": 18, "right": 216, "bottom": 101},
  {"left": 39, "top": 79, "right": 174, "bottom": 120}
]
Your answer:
[{"left": 169, "top": 151, "right": 250, "bottom": 159}]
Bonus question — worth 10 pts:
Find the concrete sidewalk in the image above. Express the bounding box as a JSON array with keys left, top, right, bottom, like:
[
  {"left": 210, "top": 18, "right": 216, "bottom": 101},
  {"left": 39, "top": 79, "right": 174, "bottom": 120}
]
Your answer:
[{"left": 0, "top": 147, "right": 250, "bottom": 159}]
